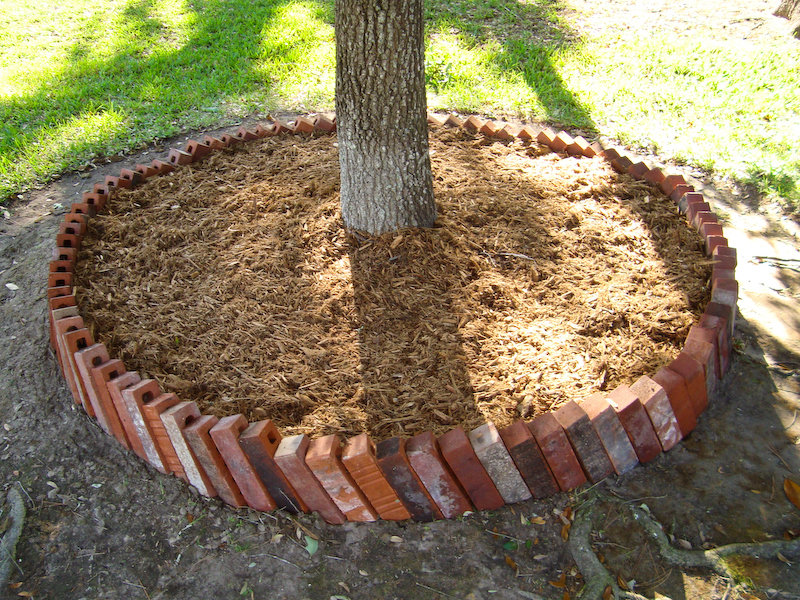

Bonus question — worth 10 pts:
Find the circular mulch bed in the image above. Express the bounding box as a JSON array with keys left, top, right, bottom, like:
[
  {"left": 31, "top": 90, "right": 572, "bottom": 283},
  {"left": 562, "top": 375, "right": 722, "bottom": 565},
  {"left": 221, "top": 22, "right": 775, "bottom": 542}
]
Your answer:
[{"left": 74, "top": 125, "right": 711, "bottom": 441}]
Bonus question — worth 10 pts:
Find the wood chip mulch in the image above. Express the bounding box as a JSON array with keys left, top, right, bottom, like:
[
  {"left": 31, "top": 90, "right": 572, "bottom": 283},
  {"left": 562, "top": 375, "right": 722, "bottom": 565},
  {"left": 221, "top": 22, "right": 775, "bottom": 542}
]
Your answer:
[{"left": 74, "top": 126, "right": 711, "bottom": 441}]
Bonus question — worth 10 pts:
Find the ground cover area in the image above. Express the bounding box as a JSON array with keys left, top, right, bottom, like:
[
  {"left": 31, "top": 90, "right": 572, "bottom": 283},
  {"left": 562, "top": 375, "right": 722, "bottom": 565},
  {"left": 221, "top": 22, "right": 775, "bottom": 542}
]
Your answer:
[{"left": 1, "top": 1, "right": 800, "bottom": 599}]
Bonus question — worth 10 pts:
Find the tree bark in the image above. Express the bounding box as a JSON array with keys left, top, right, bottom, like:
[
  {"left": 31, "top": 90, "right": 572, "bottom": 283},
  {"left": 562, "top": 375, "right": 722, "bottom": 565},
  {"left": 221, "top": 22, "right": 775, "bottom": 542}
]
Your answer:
[
  {"left": 335, "top": 0, "right": 436, "bottom": 235},
  {"left": 774, "top": 0, "right": 800, "bottom": 37}
]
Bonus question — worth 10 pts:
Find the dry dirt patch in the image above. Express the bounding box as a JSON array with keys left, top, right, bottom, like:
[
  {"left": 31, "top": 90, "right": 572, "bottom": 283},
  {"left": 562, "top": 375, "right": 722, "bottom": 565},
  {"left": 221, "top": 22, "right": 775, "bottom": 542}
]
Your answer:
[{"left": 74, "top": 126, "right": 710, "bottom": 440}]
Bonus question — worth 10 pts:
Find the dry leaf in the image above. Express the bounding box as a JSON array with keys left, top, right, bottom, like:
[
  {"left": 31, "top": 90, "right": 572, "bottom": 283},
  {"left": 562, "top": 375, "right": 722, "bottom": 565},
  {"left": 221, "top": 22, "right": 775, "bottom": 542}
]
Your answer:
[
  {"left": 617, "top": 575, "right": 630, "bottom": 590},
  {"left": 562, "top": 592, "right": 570, "bottom": 600},
  {"left": 389, "top": 535, "right": 403, "bottom": 543},
  {"left": 504, "top": 554, "right": 519, "bottom": 574},
  {"left": 676, "top": 539, "right": 692, "bottom": 550},
  {"left": 530, "top": 516, "right": 546, "bottom": 525},
  {"left": 186, "top": 513, "right": 194, "bottom": 523},
  {"left": 8, "top": 582, "right": 22, "bottom": 589},
  {"left": 776, "top": 551, "right": 792, "bottom": 565},
  {"left": 549, "top": 573, "right": 567, "bottom": 588},
  {"left": 784, "top": 478, "right": 800, "bottom": 511},
  {"left": 17, "top": 593, "right": 33, "bottom": 598},
  {"left": 602, "top": 586, "right": 613, "bottom": 600},
  {"left": 560, "top": 523, "right": 571, "bottom": 541}
]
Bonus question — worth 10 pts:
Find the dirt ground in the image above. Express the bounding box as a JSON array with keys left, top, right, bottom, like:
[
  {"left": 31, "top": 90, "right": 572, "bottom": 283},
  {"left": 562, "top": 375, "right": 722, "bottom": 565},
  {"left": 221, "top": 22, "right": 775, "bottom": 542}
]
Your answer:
[{"left": 2, "top": 1, "right": 800, "bottom": 599}]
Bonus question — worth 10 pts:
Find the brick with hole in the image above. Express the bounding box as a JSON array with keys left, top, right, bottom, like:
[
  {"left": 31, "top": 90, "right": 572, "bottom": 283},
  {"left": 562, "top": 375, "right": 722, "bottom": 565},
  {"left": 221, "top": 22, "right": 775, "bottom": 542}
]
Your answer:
[
  {"left": 239, "top": 420, "right": 307, "bottom": 513},
  {"left": 168, "top": 148, "right": 193, "bottom": 166},
  {"left": 161, "top": 402, "right": 217, "bottom": 497},
  {"left": 106, "top": 372, "right": 149, "bottom": 461},
  {"left": 438, "top": 427, "right": 504, "bottom": 511},
  {"left": 60, "top": 327, "right": 95, "bottom": 413},
  {"left": 579, "top": 394, "right": 639, "bottom": 475},
  {"left": 498, "top": 421, "right": 559, "bottom": 498},
  {"left": 469, "top": 422, "right": 531, "bottom": 504},
  {"left": 87, "top": 359, "right": 133, "bottom": 449},
  {"left": 274, "top": 434, "right": 345, "bottom": 524},
  {"left": 150, "top": 159, "right": 174, "bottom": 175},
  {"left": 341, "top": 433, "right": 410, "bottom": 521},
  {"left": 48, "top": 293, "right": 76, "bottom": 351},
  {"left": 120, "top": 379, "right": 171, "bottom": 474},
  {"left": 376, "top": 437, "right": 443, "bottom": 521},
  {"left": 81, "top": 192, "right": 106, "bottom": 212},
  {"left": 119, "top": 168, "right": 143, "bottom": 188},
  {"left": 306, "top": 435, "right": 377, "bottom": 522},
  {"left": 293, "top": 116, "right": 316, "bottom": 134},
  {"left": 667, "top": 352, "right": 709, "bottom": 416},
  {"left": 201, "top": 135, "right": 227, "bottom": 150},
  {"left": 139, "top": 392, "right": 187, "bottom": 481},
  {"left": 554, "top": 400, "right": 615, "bottom": 482},
  {"left": 184, "top": 415, "right": 246, "bottom": 508},
  {"left": 184, "top": 139, "right": 212, "bottom": 161},
  {"left": 135, "top": 163, "right": 159, "bottom": 178},
  {"left": 52, "top": 246, "right": 77, "bottom": 264},
  {"left": 652, "top": 367, "right": 697, "bottom": 437},
  {"left": 68, "top": 202, "right": 96, "bottom": 219},
  {"left": 59, "top": 217, "right": 86, "bottom": 238},
  {"left": 47, "top": 285, "right": 72, "bottom": 301},
  {"left": 50, "top": 305, "right": 78, "bottom": 373},
  {"left": 55, "top": 231, "right": 80, "bottom": 251},
  {"left": 210, "top": 415, "right": 276, "bottom": 512},
  {"left": 53, "top": 315, "right": 87, "bottom": 399},
  {"left": 606, "top": 385, "right": 662, "bottom": 463},
  {"left": 630, "top": 375, "right": 682, "bottom": 451},
  {"left": 406, "top": 431, "right": 472, "bottom": 519},
  {"left": 49, "top": 260, "right": 74, "bottom": 274},
  {"left": 527, "top": 413, "right": 587, "bottom": 491}
]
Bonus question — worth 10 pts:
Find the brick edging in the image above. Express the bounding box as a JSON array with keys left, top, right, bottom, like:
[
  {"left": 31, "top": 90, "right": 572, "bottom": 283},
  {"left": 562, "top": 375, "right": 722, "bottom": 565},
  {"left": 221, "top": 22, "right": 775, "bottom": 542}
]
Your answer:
[{"left": 47, "top": 113, "right": 738, "bottom": 523}]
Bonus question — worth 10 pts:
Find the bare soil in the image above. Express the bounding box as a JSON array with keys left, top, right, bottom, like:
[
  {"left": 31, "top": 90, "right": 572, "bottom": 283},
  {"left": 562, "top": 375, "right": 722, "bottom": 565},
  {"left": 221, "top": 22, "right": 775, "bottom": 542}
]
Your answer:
[
  {"left": 73, "top": 127, "right": 708, "bottom": 441},
  {"left": 1, "top": 1, "right": 799, "bottom": 599}
]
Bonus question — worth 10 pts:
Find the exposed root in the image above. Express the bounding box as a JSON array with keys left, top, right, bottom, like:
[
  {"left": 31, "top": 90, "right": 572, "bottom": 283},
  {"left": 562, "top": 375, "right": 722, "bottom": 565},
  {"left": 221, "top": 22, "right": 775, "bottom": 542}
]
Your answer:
[
  {"left": 0, "top": 487, "right": 26, "bottom": 586},
  {"left": 569, "top": 499, "right": 800, "bottom": 600}
]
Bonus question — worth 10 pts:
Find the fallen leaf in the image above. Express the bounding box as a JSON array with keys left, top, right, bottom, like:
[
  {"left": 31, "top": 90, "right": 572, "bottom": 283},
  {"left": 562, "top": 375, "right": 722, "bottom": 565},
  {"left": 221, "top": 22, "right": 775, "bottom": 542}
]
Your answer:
[
  {"left": 617, "top": 575, "right": 630, "bottom": 590},
  {"left": 562, "top": 592, "right": 570, "bottom": 600},
  {"left": 186, "top": 513, "right": 194, "bottom": 523},
  {"left": 303, "top": 535, "right": 318, "bottom": 556},
  {"left": 776, "top": 551, "right": 792, "bottom": 565},
  {"left": 784, "top": 478, "right": 800, "bottom": 511},
  {"left": 533, "top": 554, "right": 547, "bottom": 560},
  {"left": 270, "top": 533, "right": 283, "bottom": 544},
  {"left": 602, "top": 586, "right": 613, "bottom": 600},
  {"left": 17, "top": 593, "right": 33, "bottom": 598},
  {"left": 338, "top": 581, "right": 351, "bottom": 593},
  {"left": 530, "top": 516, "right": 546, "bottom": 525},
  {"left": 5, "top": 283, "right": 18, "bottom": 291},
  {"left": 560, "top": 523, "right": 571, "bottom": 541},
  {"left": 358, "top": 569, "right": 368, "bottom": 576},
  {"left": 8, "top": 582, "right": 22, "bottom": 589},
  {"left": 389, "top": 535, "right": 403, "bottom": 543},
  {"left": 549, "top": 573, "right": 567, "bottom": 588},
  {"left": 503, "top": 540, "right": 518, "bottom": 551},
  {"left": 504, "top": 554, "right": 519, "bottom": 575},
  {"left": 676, "top": 539, "right": 692, "bottom": 550}
]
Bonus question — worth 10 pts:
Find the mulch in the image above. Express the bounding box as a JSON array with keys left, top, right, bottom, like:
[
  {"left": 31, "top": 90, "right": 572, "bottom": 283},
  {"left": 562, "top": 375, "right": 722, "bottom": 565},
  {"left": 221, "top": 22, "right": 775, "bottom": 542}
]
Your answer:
[{"left": 74, "top": 125, "right": 711, "bottom": 440}]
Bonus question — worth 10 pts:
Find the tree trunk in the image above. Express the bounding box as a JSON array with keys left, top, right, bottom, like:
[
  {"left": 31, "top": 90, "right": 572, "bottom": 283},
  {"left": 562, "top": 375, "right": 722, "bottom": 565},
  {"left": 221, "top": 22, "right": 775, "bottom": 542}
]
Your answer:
[
  {"left": 774, "top": 0, "right": 800, "bottom": 37},
  {"left": 335, "top": 0, "right": 436, "bottom": 235}
]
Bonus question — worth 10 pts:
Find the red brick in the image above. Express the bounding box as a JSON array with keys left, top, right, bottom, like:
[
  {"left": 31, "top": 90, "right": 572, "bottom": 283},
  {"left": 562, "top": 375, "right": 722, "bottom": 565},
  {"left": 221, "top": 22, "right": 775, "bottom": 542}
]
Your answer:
[
  {"left": 601, "top": 147, "right": 621, "bottom": 162},
  {"left": 49, "top": 260, "right": 74, "bottom": 274},
  {"left": 53, "top": 315, "right": 88, "bottom": 402},
  {"left": 135, "top": 163, "right": 159, "bottom": 178},
  {"left": 48, "top": 272, "right": 73, "bottom": 292},
  {"left": 55, "top": 232, "right": 81, "bottom": 251},
  {"left": 184, "top": 139, "right": 212, "bottom": 161},
  {"left": 536, "top": 127, "right": 557, "bottom": 146},
  {"left": 119, "top": 379, "right": 169, "bottom": 473},
  {"left": 652, "top": 367, "right": 697, "bottom": 436},
  {"left": 550, "top": 131, "right": 573, "bottom": 153},
  {"left": 667, "top": 353, "right": 708, "bottom": 417},
  {"left": 210, "top": 415, "right": 276, "bottom": 511},
  {"left": 406, "top": 431, "right": 472, "bottom": 518},
  {"left": 469, "top": 423, "right": 531, "bottom": 504},
  {"left": 52, "top": 246, "right": 77, "bottom": 264},
  {"left": 60, "top": 328, "right": 95, "bottom": 414},
  {"left": 705, "top": 300, "right": 735, "bottom": 341},
  {"left": 498, "top": 421, "right": 559, "bottom": 499},
  {"left": 168, "top": 148, "right": 193, "bottom": 166},
  {"left": 579, "top": 394, "right": 639, "bottom": 475},
  {"left": 47, "top": 285, "right": 72, "bottom": 301},
  {"left": 699, "top": 312, "right": 731, "bottom": 375},
  {"left": 711, "top": 278, "right": 738, "bottom": 331},
  {"left": 60, "top": 215, "right": 87, "bottom": 237},
  {"left": 218, "top": 133, "right": 241, "bottom": 146},
  {"left": 106, "top": 372, "right": 148, "bottom": 461},
  {"left": 688, "top": 322, "right": 724, "bottom": 379},
  {"left": 161, "top": 402, "right": 217, "bottom": 497},
  {"left": 661, "top": 174, "right": 687, "bottom": 196},
  {"left": 610, "top": 156, "right": 633, "bottom": 174},
  {"left": 313, "top": 114, "right": 337, "bottom": 132},
  {"left": 49, "top": 305, "right": 79, "bottom": 372},
  {"left": 239, "top": 420, "right": 307, "bottom": 513},
  {"left": 463, "top": 115, "right": 486, "bottom": 133},
  {"left": 643, "top": 167, "right": 665, "bottom": 186},
  {"left": 306, "top": 435, "right": 377, "bottom": 522},
  {"left": 444, "top": 114, "right": 464, "bottom": 129},
  {"left": 294, "top": 116, "right": 317, "bottom": 134},
  {"left": 585, "top": 142, "right": 602, "bottom": 158},
  {"left": 692, "top": 210, "right": 717, "bottom": 231},
  {"left": 701, "top": 222, "right": 725, "bottom": 240},
  {"left": 47, "top": 294, "right": 76, "bottom": 350},
  {"left": 493, "top": 124, "right": 516, "bottom": 141},
  {"left": 628, "top": 161, "right": 650, "bottom": 179},
  {"left": 438, "top": 427, "right": 504, "bottom": 511},
  {"left": 201, "top": 135, "right": 227, "bottom": 150},
  {"left": 274, "top": 434, "right": 345, "bottom": 523},
  {"left": 686, "top": 201, "right": 711, "bottom": 224},
  {"left": 150, "top": 159, "right": 174, "bottom": 175},
  {"left": 88, "top": 359, "right": 132, "bottom": 448},
  {"left": 105, "top": 175, "right": 129, "bottom": 191},
  {"left": 479, "top": 120, "right": 499, "bottom": 137},
  {"left": 269, "top": 120, "right": 293, "bottom": 135},
  {"left": 682, "top": 335, "right": 718, "bottom": 400},
  {"left": 140, "top": 392, "right": 186, "bottom": 480},
  {"left": 376, "top": 437, "right": 443, "bottom": 521},
  {"left": 566, "top": 136, "right": 591, "bottom": 157},
  {"left": 185, "top": 415, "right": 246, "bottom": 507},
  {"left": 341, "top": 434, "right": 410, "bottom": 521},
  {"left": 528, "top": 413, "right": 587, "bottom": 491},
  {"left": 119, "top": 168, "right": 143, "bottom": 188},
  {"left": 669, "top": 184, "right": 695, "bottom": 204},
  {"left": 630, "top": 375, "right": 682, "bottom": 451},
  {"left": 607, "top": 386, "right": 662, "bottom": 463},
  {"left": 678, "top": 191, "right": 705, "bottom": 214},
  {"left": 69, "top": 202, "right": 96, "bottom": 219},
  {"left": 554, "top": 401, "right": 615, "bottom": 482}
]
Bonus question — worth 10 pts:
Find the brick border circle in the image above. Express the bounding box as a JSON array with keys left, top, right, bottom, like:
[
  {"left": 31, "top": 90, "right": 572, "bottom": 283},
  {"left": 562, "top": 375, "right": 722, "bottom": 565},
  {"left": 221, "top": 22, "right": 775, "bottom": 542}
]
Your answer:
[{"left": 48, "top": 113, "right": 738, "bottom": 523}]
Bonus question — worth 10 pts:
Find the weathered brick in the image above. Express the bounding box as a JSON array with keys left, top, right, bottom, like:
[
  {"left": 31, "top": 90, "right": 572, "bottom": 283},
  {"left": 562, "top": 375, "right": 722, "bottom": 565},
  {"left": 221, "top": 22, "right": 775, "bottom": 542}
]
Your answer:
[
  {"left": 406, "top": 431, "right": 472, "bottom": 518},
  {"left": 53, "top": 316, "right": 88, "bottom": 400},
  {"left": 140, "top": 392, "right": 186, "bottom": 480},
  {"left": 630, "top": 375, "right": 682, "bottom": 451},
  {"left": 72, "top": 342, "right": 109, "bottom": 421},
  {"left": 527, "top": 413, "right": 587, "bottom": 491},
  {"left": 60, "top": 327, "right": 94, "bottom": 412},
  {"left": 210, "top": 415, "right": 276, "bottom": 511},
  {"left": 88, "top": 359, "right": 133, "bottom": 448},
  {"left": 239, "top": 420, "right": 307, "bottom": 513},
  {"left": 698, "top": 313, "right": 731, "bottom": 376},
  {"left": 275, "top": 434, "right": 347, "bottom": 523},
  {"left": 341, "top": 434, "right": 410, "bottom": 521},
  {"left": 50, "top": 305, "right": 79, "bottom": 373},
  {"left": 120, "top": 379, "right": 169, "bottom": 473},
  {"left": 550, "top": 131, "right": 574, "bottom": 153},
  {"left": 554, "top": 401, "right": 615, "bottom": 482},
  {"left": 306, "top": 435, "right": 377, "bottom": 522},
  {"left": 184, "top": 415, "right": 246, "bottom": 507},
  {"left": 47, "top": 294, "right": 76, "bottom": 351},
  {"left": 668, "top": 352, "right": 709, "bottom": 416},
  {"left": 536, "top": 127, "right": 557, "bottom": 146},
  {"left": 469, "top": 423, "right": 531, "bottom": 504},
  {"left": 566, "top": 136, "right": 591, "bottom": 157},
  {"left": 643, "top": 167, "right": 665, "bottom": 186},
  {"left": 628, "top": 161, "right": 650, "bottom": 180},
  {"left": 669, "top": 184, "right": 695, "bottom": 204},
  {"left": 660, "top": 174, "right": 687, "bottom": 196},
  {"left": 610, "top": 155, "right": 633, "bottom": 174},
  {"left": 463, "top": 115, "right": 485, "bottom": 133},
  {"left": 438, "top": 427, "right": 504, "bottom": 511},
  {"left": 498, "top": 421, "right": 559, "bottom": 498},
  {"left": 705, "top": 300, "right": 735, "bottom": 340},
  {"left": 607, "top": 385, "right": 662, "bottom": 463},
  {"left": 652, "top": 367, "right": 697, "bottom": 437},
  {"left": 376, "top": 437, "right": 443, "bottom": 521},
  {"left": 579, "top": 394, "right": 638, "bottom": 475},
  {"left": 106, "top": 372, "right": 148, "bottom": 460},
  {"left": 678, "top": 191, "right": 705, "bottom": 214},
  {"left": 160, "top": 401, "right": 217, "bottom": 497}
]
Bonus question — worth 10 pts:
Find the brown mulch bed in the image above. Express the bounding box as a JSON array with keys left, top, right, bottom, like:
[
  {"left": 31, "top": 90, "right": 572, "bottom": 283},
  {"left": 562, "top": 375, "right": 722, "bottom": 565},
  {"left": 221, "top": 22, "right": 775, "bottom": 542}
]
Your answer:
[{"left": 74, "top": 125, "right": 711, "bottom": 441}]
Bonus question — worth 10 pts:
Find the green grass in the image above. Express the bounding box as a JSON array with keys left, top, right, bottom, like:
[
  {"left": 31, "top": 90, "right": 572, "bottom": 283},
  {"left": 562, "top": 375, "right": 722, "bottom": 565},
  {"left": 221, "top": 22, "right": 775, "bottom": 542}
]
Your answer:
[{"left": 2, "top": 0, "right": 799, "bottom": 211}]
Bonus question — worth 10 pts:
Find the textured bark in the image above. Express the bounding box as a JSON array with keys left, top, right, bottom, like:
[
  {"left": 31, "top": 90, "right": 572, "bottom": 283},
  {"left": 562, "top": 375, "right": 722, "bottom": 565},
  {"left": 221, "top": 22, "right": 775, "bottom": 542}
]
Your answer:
[
  {"left": 335, "top": 0, "right": 436, "bottom": 234},
  {"left": 775, "top": 0, "right": 800, "bottom": 37}
]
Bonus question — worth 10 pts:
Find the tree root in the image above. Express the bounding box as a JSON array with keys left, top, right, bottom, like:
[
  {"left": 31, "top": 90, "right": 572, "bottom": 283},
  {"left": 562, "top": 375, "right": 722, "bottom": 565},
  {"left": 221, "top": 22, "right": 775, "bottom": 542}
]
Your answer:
[
  {"left": 0, "top": 487, "right": 26, "bottom": 587},
  {"left": 569, "top": 499, "right": 800, "bottom": 600}
]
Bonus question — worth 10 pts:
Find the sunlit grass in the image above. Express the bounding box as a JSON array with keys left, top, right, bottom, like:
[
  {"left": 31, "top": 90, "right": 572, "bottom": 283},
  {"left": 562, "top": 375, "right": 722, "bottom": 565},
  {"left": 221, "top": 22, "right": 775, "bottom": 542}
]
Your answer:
[{"left": 1, "top": 0, "right": 798, "bottom": 211}]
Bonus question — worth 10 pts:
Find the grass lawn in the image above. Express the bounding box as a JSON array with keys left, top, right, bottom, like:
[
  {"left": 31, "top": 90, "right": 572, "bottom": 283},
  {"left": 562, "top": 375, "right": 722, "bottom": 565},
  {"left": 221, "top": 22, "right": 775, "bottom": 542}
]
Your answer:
[{"left": 1, "top": 0, "right": 798, "bottom": 211}]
